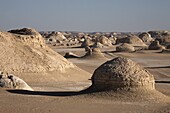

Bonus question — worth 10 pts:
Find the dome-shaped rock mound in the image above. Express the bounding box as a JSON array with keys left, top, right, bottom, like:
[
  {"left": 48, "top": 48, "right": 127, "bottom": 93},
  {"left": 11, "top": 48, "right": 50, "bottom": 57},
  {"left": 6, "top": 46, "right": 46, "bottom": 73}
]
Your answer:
[
  {"left": 83, "top": 47, "right": 107, "bottom": 60},
  {"left": 138, "top": 32, "right": 154, "bottom": 44},
  {"left": 116, "top": 34, "right": 146, "bottom": 46},
  {"left": 91, "top": 57, "right": 155, "bottom": 91},
  {"left": 81, "top": 57, "right": 169, "bottom": 103},
  {"left": 116, "top": 43, "right": 135, "bottom": 52},
  {"left": 98, "top": 36, "right": 112, "bottom": 46}
]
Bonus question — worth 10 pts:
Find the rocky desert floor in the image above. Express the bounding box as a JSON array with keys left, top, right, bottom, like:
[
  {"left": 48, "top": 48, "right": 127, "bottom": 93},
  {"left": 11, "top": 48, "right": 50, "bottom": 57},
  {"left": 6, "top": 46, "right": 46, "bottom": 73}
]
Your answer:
[{"left": 0, "top": 46, "right": 170, "bottom": 113}]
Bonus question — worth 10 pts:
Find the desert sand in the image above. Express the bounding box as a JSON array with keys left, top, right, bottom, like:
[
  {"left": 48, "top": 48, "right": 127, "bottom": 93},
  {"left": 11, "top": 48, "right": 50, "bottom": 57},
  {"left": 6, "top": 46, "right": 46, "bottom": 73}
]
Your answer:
[{"left": 0, "top": 29, "right": 170, "bottom": 113}]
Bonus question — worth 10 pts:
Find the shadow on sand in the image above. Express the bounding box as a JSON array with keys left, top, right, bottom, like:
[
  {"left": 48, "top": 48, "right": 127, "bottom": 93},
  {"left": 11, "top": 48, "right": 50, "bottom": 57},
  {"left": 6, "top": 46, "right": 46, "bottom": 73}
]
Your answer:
[
  {"left": 6, "top": 86, "right": 98, "bottom": 97},
  {"left": 145, "top": 66, "right": 170, "bottom": 69},
  {"left": 7, "top": 81, "right": 170, "bottom": 97}
]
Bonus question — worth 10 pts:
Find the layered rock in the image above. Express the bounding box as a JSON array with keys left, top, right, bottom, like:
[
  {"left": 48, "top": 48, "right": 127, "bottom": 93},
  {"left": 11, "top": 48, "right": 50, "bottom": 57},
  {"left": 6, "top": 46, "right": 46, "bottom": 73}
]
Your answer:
[
  {"left": 90, "top": 57, "right": 155, "bottom": 91},
  {"left": 0, "top": 28, "right": 74, "bottom": 73}
]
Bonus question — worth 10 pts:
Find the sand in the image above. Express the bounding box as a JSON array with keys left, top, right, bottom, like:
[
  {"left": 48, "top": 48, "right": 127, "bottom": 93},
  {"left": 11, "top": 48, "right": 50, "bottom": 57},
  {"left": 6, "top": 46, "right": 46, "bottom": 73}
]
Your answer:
[{"left": 0, "top": 46, "right": 170, "bottom": 113}]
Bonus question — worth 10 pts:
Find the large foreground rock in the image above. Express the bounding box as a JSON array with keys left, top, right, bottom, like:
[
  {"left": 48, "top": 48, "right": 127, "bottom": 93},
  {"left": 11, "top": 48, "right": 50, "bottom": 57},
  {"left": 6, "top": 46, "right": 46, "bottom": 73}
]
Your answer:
[{"left": 91, "top": 57, "right": 155, "bottom": 91}]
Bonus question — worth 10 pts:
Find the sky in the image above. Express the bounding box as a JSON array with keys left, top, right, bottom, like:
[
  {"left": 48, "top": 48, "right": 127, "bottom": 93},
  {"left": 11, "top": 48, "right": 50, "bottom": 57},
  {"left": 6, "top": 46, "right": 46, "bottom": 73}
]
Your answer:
[{"left": 0, "top": 0, "right": 170, "bottom": 32}]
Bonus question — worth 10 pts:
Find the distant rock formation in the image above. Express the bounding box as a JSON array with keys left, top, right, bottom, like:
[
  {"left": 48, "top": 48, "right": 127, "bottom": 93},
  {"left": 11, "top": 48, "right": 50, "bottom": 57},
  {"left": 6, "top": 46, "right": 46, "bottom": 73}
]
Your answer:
[
  {"left": 98, "top": 36, "right": 112, "bottom": 46},
  {"left": 148, "top": 40, "right": 165, "bottom": 50},
  {"left": 148, "top": 30, "right": 170, "bottom": 45},
  {"left": 45, "top": 32, "right": 67, "bottom": 44},
  {"left": 83, "top": 47, "right": 107, "bottom": 59},
  {"left": 116, "top": 43, "right": 135, "bottom": 52},
  {"left": 167, "top": 44, "right": 170, "bottom": 49},
  {"left": 0, "top": 71, "right": 33, "bottom": 91},
  {"left": 92, "top": 42, "right": 104, "bottom": 48},
  {"left": 116, "top": 34, "right": 146, "bottom": 46},
  {"left": 81, "top": 37, "right": 93, "bottom": 47},
  {"left": 138, "top": 32, "right": 154, "bottom": 44}
]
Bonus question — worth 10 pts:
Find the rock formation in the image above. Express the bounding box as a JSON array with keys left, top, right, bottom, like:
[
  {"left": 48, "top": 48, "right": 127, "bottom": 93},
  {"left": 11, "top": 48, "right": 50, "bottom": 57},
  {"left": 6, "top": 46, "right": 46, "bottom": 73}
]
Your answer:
[
  {"left": 116, "top": 43, "right": 135, "bottom": 52},
  {"left": 148, "top": 30, "right": 170, "bottom": 45},
  {"left": 116, "top": 34, "right": 146, "bottom": 46},
  {"left": 98, "top": 36, "right": 112, "bottom": 46},
  {"left": 92, "top": 42, "right": 104, "bottom": 48},
  {"left": 83, "top": 47, "right": 106, "bottom": 59},
  {"left": 167, "top": 44, "right": 170, "bottom": 49},
  {"left": 0, "top": 71, "right": 33, "bottom": 91},
  {"left": 0, "top": 28, "right": 74, "bottom": 73},
  {"left": 138, "top": 32, "right": 154, "bottom": 44},
  {"left": 148, "top": 40, "right": 165, "bottom": 50},
  {"left": 81, "top": 38, "right": 93, "bottom": 47},
  {"left": 90, "top": 57, "right": 155, "bottom": 91},
  {"left": 0, "top": 28, "right": 92, "bottom": 83}
]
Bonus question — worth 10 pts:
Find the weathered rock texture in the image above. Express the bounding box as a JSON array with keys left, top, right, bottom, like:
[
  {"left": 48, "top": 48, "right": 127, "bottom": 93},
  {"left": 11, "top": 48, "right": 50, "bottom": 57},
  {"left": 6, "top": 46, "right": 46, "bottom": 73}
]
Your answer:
[
  {"left": 0, "top": 72, "right": 33, "bottom": 90},
  {"left": 98, "top": 36, "right": 112, "bottom": 46},
  {"left": 81, "top": 38, "right": 93, "bottom": 47},
  {"left": 148, "top": 30, "right": 170, "bottom": 45},
  {"left": 91, "top": 57, "right": 155, "bottom": 91},
  {"left": 92, "top": 42, "right": 104, "bottom": 48},
  {"left": 116, "top": 43, "right": 135, "bottom": 52},
  {"left": 83, "top": 47, "right": 106, "bottom": 59},
  {"left": 138, "top": 32, "right": 154, "bottom": 44},
  {"left": 148, "top": 40, "right": 165, "bottom": 50},
  {"left": 0, "top": 28, "right": 74, "bottom": 73},
  {"left": 116, "top": 34, "right": 146, "bottom": 46}
]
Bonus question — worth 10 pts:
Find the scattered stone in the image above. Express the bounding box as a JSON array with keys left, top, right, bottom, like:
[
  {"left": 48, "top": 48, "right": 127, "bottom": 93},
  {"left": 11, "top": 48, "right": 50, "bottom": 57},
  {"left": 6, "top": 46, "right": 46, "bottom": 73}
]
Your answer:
[{"left": 64, "top": 52, "right": 80, "bottom": 58}]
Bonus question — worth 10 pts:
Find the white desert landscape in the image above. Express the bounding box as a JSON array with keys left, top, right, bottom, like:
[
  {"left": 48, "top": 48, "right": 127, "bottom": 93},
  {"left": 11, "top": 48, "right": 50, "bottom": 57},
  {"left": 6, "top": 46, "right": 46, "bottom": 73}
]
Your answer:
[{"left": 0, "top": 28, "right": 170, "bottom": 113}]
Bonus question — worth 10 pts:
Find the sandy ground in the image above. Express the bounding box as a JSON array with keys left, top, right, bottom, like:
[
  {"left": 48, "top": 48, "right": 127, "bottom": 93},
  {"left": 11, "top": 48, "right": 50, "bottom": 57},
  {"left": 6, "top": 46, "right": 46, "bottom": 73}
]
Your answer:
[{"left": 0, "top": 47, "right": 170, "bottom": 113}]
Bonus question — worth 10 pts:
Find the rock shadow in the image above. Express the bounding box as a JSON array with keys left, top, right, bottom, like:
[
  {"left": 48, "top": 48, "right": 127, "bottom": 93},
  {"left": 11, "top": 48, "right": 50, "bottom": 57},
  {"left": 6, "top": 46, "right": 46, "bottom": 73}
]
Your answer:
[
  {"left": 146, "top": 66, "right": 170, "bottom": 69},
  {"left": 6, "top": 86, "right": 98, "bottom": 97}
]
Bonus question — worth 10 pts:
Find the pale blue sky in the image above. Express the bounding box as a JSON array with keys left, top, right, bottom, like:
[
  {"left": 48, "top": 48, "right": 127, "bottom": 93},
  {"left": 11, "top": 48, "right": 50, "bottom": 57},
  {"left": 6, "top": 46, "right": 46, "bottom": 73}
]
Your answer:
[{"left": 0, "top": 0, "right": 170, "bottom": 32}]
